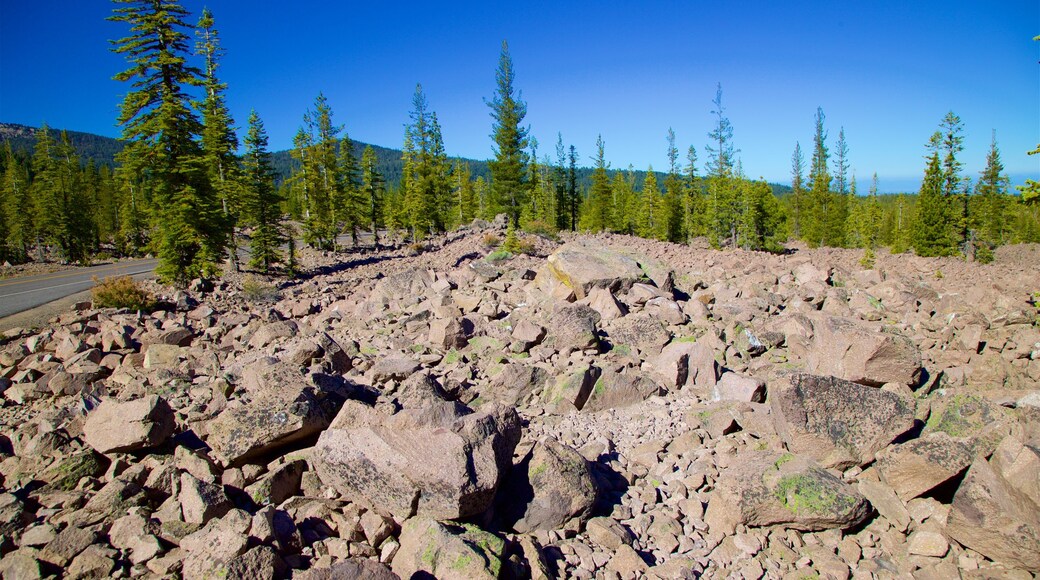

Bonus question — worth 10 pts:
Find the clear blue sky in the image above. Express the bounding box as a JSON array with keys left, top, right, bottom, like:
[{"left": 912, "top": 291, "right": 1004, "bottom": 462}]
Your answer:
[{"left": 1, "top": 1, "right": 1037, "bottom": 192}]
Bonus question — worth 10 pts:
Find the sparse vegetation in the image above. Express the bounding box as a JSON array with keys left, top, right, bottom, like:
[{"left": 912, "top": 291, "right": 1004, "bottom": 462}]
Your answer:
[
  {"left": 91, "top": 275, "right": 155, "bottom": 310},
  {"left": 240, "top": 275, "right": 279, "bottom": 302}
]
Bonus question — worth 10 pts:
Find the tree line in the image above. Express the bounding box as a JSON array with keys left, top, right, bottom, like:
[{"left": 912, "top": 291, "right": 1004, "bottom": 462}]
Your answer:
[{"left": 1, "top": 1, "right": 1037, "bottom": 283}]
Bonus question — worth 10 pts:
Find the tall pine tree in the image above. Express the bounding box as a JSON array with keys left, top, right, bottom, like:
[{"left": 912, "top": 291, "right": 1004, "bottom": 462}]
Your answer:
[
  {"left": 804, "top": 107, "right": 832, "bottom": 247},
  {"left": 110, "top": 0, "right": 226, "bottom": 283},
  {"left": 242, "top": 110, "right": 284, "bottom": 273},
  {"left": 487, "top": 41, "right": 529, "bottom": 225}
]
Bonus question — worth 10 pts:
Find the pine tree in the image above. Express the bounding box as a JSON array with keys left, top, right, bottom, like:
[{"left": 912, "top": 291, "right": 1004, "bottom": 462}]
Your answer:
[
  {"left": 336, "top": 133, "right": 364, "bottom": 245},
  {"left": 833, "top": 128, "right": 849, "bottom": 195},
  {"left": 583, "top": 136, "right": 612, "bottom": 232},
  {"left": 401, "top": 85, "right": 451, "bottom": 239},
  {"left": 110, "top": 0, "right": 226, "bottom": 283},
  {"left": 242, "top": 110, "right": 284, "bottom": 273},
  {"left": 361, "top": 145, "right": 385, "bottom": 245},
  {"left": 804, "top": 107, "right": 831, "bottom": 247},
  {"left": 790, "top": 142, "right": 806, "bottom": 238},
  {"left": 451, "top": 159, "right": 474, "bottom": 229},
  {"left": 113, "top": 141, "right": 149, "bottom": 256},
  {"left": 487, "top": 40, "right": 528, "bottom": 226},
  {"left": 705, "top": 83, "right": 736, "bottom": 178},
  {"left": 302, "top": 93, "right": 342, "bottom": 249},
  {"left": 1, "top": 143, "right": 31, "bottom": 262},
  {"left": 637, "top": 167, "right": 660, "bottom": 239},
  {"left": 196, "top": 8, "right": 238, "bottom": 267},
  {"left": 683, "top": 145, "right": 703, "bottom": 240},
  {"left": 662, "top": 129, "right": 684, "bottom": 241},
  {"left": 938, "top": 112, "right": 967, "bottom": 248},
  {"left": 914, "top": 146, "right": 955, "bottom": 257},
  {"left": 566, "top": 145, "right": 579, "bottom": 230},
  {"left": 611, "top": 171, "right": 636, "bottom": 234},
  {"left": 975, "top": 131, "right": 1009, "bottom": 246},
  {"left": 553, "top": 134, "right": 570, "bottom": 231}
]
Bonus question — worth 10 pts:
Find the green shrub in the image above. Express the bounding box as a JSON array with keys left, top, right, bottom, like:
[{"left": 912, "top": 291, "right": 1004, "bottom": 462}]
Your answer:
[
  {"left": 241, "top": 275, "right": 279, "bottom": 302},
  {"left": 522, "top": 220, "right": 559, "bottom": 241},
  {"left": 487, "top": 250, "right": 513, "bottom": 263},
  {"left": 859, "top": 248, "right": 876, "bottom": 269},
  {"left": 974, "top": 244, "right": 994, "bottom": 264},
  {"left": 91, "top": 275, "right": 155, "bottom": 310}
]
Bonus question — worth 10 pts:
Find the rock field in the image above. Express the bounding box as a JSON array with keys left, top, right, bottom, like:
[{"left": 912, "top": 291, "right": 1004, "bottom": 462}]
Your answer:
[{"left": 0, "top": 219, "right": 1038, "bottom": 579}]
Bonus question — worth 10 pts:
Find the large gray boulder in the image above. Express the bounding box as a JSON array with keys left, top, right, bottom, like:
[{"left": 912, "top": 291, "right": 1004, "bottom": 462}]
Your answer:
[
  {"left": 946, "top": 454, "right": 1040, "bottom": 572},
  {"left": 546, "top": 241, "right": 646, "bottom": 299},
  {"left": 705, "top": 451, "right": 870, "bottom": 534},
  {"left": 83, "top": 395, "right": 175, "bottom": 454},
  {"left": 806, "top": 315, "right": 923, "bottom": 387},
  {"left": 582, "top": 368, "right": 663, "bottom": 412},
  {"left": 497, "top": 438, "right": 597, "bottom": 533},
  {"left": 392, "top": 517, "right": 506, "bottom": 580},
  {"left": 875, "top": 433, "right": 974, "bottom": 501},
  {"left": 769, "top": 373, "right": 915, "bottom": 469},
  {"left": 312, "top": 400, "right": 521, "bottom": 520},
  {"left": 205, "top": 363, "right": 346, "bottom": 466},
  {"left": 546, "top": 304, "right": 600, "bottom": 351}
]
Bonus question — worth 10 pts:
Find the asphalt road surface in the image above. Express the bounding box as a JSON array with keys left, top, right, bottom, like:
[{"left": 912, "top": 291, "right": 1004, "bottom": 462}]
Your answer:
[{"left": 0, "top": 259, "right": 158, "bottom": 319}]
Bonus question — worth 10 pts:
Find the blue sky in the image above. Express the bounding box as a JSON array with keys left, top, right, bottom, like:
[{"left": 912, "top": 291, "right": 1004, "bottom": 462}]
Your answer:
[{"left": 1, "top": 0, "right": 1037, "bottom": 192}]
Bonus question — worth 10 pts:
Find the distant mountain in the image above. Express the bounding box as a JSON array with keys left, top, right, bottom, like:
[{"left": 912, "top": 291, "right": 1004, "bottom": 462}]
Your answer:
[{"left": 0, "top": 122, "right": 792, "bottom": 196}]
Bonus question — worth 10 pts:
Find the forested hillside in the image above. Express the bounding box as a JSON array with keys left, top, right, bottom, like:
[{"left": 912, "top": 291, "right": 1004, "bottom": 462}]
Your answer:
[{"left": 0, "top": 2, "right": 1036, "bottom": 281}]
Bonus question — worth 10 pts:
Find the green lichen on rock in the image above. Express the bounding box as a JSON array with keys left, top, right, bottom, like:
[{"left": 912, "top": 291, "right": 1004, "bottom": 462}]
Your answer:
[
  {"left": 925, "top": 394, "right": 985, "bottom": 437},
  {"left": 773, "top": 453, "right": 795, "bottom": 469},
  {"left": 773, "top": 474, "right": 854, "bottom": 516}
]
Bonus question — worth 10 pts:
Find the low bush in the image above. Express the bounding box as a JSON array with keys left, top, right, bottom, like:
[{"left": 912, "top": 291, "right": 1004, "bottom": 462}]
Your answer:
[
  {"left": 481, "top": 233, "right": 501, "bottom": 248},
  {"left": 487, "top": 250, "right": 513, "bottom": 263},
  {"left": 91, "top": 275, "right": 155, "bottom": 310},
  {"left": 241, "top": 275, "right": 279, "bottom": 303}
]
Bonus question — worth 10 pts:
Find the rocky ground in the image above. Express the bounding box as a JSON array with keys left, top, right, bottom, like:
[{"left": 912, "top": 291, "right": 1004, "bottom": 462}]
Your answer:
[{"left": 0, "top": 219, "right": 1038, "bottom": 579}]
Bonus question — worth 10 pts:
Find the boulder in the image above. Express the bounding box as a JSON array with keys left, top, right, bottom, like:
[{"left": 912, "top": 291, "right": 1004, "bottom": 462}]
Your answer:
[
  {"left": 946, "top": 456, "right": 1040, "bottom": 572},
  {"left": 606, "top": 312, "right": 670, "bottom": 355},
  {"left": 546, "top": 304, "right": 600, "bottom": 351},
  {"left": 648, "top": 339, "right": 720, "bottom": 392},
  {"left": 312, "top": 400, "right": 521, "bottom": 520},
  {"left": 180, "top": 472, "right": 232, "bottom": 525},
  {"left": 582, "top": 368, "right": 663, "bottom": 412},
  {"left": 585, "top": 287, "right": 626, "bottom": 321},
  {"left": 429, "top": 318, "right": 470, "bottom": 350},
  {"left": 392, "top": 517, "right": 506, "bottom": 580},
  {"left": 369, "top": 356, "right": 422, "bottom": 383},
  {"left": 83, "top": 395, "right": 175, "bottom": 454},
  {"left": 542, "top": 365, "right": 599, "bottom": 412},
  {"left": 806, "top": 315, "right": 923, "bottom": 386},
  {"left": 488, "top": 363, "right": 549, "bottom": 406},
  {"left": 770, "top": 373, "right": 915, "bottom": 469},
  {"left": 922, "top": 391, "right": 1013, "bottom": 457},
  {"left": 705, "top": 451, "right": 871, "bottom": 534},
  {"left": 497, "top": 438, "right": 597, "bottom": 533},
  {"left": 713, "top": 372, "right": 765, "bottom": 403},
  {"left": 206, "top": 364, "right": 346, "bottom": 466},
  {"left": 875, "top": 433, "right": 974, "bottom": 501},
  {"left": 546, "top": 241, "right": 646, "bottom": 299}
]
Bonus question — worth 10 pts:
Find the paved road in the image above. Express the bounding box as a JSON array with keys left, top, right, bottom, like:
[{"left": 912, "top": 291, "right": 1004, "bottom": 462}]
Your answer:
[{"left": 0, "top": 259, "right": 158, "bottom": 319}]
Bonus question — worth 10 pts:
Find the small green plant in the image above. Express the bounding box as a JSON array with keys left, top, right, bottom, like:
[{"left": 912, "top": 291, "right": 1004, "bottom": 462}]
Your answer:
[
  {"left": 407, "top": 241, "right": 427, "bottom": 255},
  {"left": 241, "top": 275, "right": 279, "bottom": 302},
  {"left": 1032, "top": 292, "right": 1040, "bottom": 326},
  {"left": 974, "top": 244, "right": 994, "bottom": 264},
  {"left": 486, "top": 249, "right": 513, "bottom": 263},
  {"left": 91, "top": 275, "right": 155, "bottom": 310},
  {"left": 515, "top": 236, "right": 536, "bottom": 255},
  {"left": 859, "top": 248, "right": 876, "bottom": 269},
  {"left": 934, "top": 269, "right": 944, "bottom": 280},
  {"left": 503, "top": 223, "right": 521, "bottom": 253}
]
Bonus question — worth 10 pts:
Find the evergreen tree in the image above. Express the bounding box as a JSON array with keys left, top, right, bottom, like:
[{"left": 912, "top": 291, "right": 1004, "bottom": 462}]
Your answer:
[
  {"left": 611, "top": 171, "right": 636, "bottom": 234},
  {"left": 913, "top": 146, "right": 955, "bottom": 256},
  {"left": 637, "top": 167, "right": 660, "bottom": 239},
  {"left": 302, "top": 93, "right": 342, "bottom": 249},
  {"left": 662, "top": 129, "right": 684, "bottom": 241},
  {"left": 583, "top": 136, "right": 612, "bottom": 232},
  {"left": 936, "top": 111, "right": 967, "bottom": 248},
  {"left": 974, "top": 131, "right": 1009, "bottom": 246},
  {"left": 705, "top": 83, "right": 736, "bottom": 178},
  {"left": 401, "top": 84, "right": 451, "bottom": 239},
  {"left": 451, "top": 159, "right": 474, "bottom": 229},
  {"left": 833, "top": 128, "right": 849, "bottom": 195},
  {"left": 804, "top": 107, "right": 831, "bottom": 247},
  {"left": 683, "top": 145, "right": 703, "bottom": 240},
  {"left": 195, "top": 8, "right": 238, "bottom": 266},
  {"left": 336, "top": 132, "right": 364, "bottom": 245},
  {"left": 1, "top": 143, "right": 31, "bottom": 262},
  {"left": 113, "top": 140, "right": 149, "bottom": 256},
  {"left": 566, "top": 145, "right": 579, "bottom": 230},
  {"left": 361, "top": 145, "right": 385, "bottom": 245},
  {"left": 242, "top": 110, "right": 284, "bottom": 273},
  {"left": 487, "top": 40, "right": 528, "bottom": 225},
  {"left": 790, "top": 142, "right": 806, "bottom": 238},
  {"left": 553, "top": 134, "right": 570, "bottom": 231},
  {"left": 110, "top": 0, "right": 226, "bottom": 283}
]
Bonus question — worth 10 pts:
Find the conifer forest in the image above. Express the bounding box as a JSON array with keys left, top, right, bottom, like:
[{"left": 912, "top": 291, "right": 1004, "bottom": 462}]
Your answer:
[{"left": 1, "top": 2, "right": 1038, "bottom": 285}]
